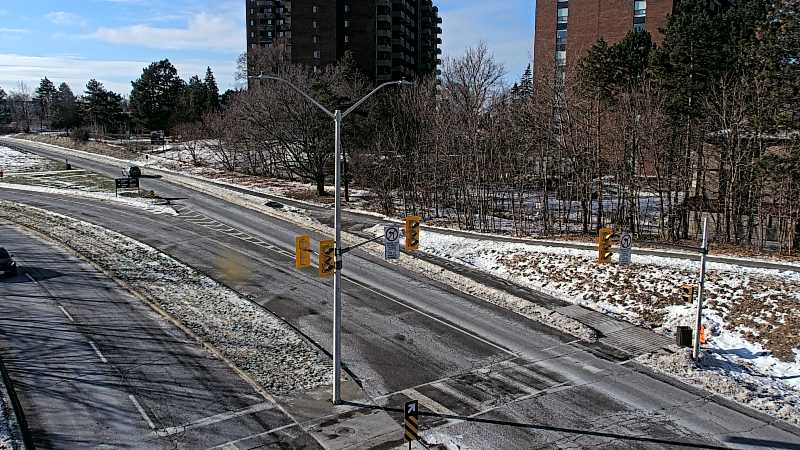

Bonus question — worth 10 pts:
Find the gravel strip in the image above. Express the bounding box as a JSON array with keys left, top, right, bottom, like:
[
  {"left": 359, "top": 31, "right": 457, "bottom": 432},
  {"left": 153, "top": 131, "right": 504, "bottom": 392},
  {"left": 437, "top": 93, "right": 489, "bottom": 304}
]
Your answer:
[{"left": 0, "top": 201, "right": 330, "bottom": 395}]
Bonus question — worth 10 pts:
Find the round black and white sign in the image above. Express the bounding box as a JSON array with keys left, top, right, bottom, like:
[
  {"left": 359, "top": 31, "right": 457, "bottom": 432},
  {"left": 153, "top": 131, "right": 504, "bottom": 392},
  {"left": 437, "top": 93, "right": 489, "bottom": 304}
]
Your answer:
[{"left": 385, "top": 227, "right": 399, "bottom": 242}]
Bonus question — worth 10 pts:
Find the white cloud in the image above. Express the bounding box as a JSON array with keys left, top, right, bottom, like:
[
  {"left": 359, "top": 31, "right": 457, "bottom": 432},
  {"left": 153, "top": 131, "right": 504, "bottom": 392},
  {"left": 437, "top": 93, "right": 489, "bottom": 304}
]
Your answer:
[
  {"left": 0, "top": 28, "right": 27, "bottom": 34},
  {"left": 0, "top": 54, "right": 237, "bottom": 96},
  {"left": 46, "top": 11, "right": 86, "bottom": 26},
  {"left": 91, "top": 12, "right": 244, "bottom": 51}
]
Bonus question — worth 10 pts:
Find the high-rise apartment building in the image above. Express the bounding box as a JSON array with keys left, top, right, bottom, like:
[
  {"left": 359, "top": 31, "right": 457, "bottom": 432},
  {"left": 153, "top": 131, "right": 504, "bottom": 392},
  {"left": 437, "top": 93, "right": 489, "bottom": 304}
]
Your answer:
[
  {"left": 532, "top": 0, "right": 675, "bottom": 84},
  {"left": 246, "top": 0, "right": 442, "bottom": 83}
]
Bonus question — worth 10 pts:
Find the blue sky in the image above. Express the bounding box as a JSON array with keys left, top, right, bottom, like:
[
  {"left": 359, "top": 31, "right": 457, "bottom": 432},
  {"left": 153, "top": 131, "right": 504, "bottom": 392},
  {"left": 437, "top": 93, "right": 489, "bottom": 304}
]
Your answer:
[{"left": 0, "top": 0, "right": 535, "bottom": 97}]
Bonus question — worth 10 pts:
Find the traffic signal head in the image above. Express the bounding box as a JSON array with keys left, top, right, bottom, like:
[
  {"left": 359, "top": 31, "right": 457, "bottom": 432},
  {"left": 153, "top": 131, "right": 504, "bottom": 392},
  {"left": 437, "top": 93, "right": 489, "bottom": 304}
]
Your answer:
[
  {"left": 319, "top": 240, "right": 336, "bottom": 277},
  {"left": 597, "top": 227, "right": 614, "bottom": 264},
  {"left": 405, "top": 216, "right": 421, "bottom": 252},
  {"left": 295, "top": 235, "right": 312, "bottom": 269}
]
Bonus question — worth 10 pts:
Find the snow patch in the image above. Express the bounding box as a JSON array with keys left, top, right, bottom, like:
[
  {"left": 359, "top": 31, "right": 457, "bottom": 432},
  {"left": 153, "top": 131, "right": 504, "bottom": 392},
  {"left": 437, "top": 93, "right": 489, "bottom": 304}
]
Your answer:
[
  {"left": 0, "top": 201, "right": 329, "bottom": 395},
  {"left": 0, "top": 183, "right": 178, "bottom": 216}
]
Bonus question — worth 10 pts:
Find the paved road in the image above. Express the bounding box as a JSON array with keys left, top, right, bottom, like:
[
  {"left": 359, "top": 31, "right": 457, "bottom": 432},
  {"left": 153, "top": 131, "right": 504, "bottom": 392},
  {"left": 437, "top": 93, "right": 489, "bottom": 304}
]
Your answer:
[
  {"left": 2, "top": 138, "right": 800, "bottom": 448},
  {"left": 0, "top": 222, "right": 320, "bottom": 449},
  {"left": 5, "top": 137, "right": 797, "bottom": 274}
]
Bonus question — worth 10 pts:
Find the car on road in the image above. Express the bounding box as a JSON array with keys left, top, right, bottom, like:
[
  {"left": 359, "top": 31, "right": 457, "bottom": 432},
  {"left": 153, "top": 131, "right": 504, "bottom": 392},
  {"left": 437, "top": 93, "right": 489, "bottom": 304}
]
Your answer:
[{"left": 0, "top": 247, "right": 17, "bottom": 277}]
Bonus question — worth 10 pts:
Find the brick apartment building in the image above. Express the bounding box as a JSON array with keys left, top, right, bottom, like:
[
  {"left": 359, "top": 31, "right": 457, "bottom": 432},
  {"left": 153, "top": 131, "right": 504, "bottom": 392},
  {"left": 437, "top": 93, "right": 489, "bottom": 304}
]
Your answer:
[
  {"left": 532, "top": 0, "right": 675, "bottom": 85},
  {"left": 246, "top": 0, "right": 442, "bottom": 83}
]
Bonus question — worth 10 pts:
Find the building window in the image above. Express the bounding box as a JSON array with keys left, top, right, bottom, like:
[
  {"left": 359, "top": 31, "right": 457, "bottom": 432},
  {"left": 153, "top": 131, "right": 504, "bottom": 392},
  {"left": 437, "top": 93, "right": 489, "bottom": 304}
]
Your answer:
[
  {"left": 313, "top": 35, "right": 319, "bottom": 43},
  {"left": 344, "top": 20, "right": 350, "bottom": 28},
  {"left": 634, "top": 22, "right": 646, "bottom": 32},
  {"left": 634, "top": 0, "right": 647, "bottom": 17},
  {"left": 313, "top": 5, "right": 318, "bottom": 13},
  {"left": 344, "top": 35, "right": 350, "bottom": 43},
  {"left": 313, "top": 21, "right": 318, "bottom": 29},
  {"left": 556, "top": 29, "right": 567, "bottom": 51},
  {"left": 557, "top": 8, "right": 568, "bottom": 24},
  {"left": 344, "top": 5, "right": 350, "bottom": 13},
  {"left": 314, "top": 50, "right": 321, "bottom": 59},
  {"left": 556, "top": 50, "right": 566, "bottom": 66}
]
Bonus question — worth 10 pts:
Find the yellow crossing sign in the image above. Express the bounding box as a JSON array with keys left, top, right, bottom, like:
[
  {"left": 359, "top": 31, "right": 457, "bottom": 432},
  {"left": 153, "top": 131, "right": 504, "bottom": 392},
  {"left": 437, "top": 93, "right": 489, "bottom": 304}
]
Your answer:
[
  {"left": 319, "top": 240, "right": 336, "bottom": 277},
  {"left": 295, "top": 235, "right": 312, "bottom": 269},
  {"left": 404, "top": 400, "right": 419, "bottom": 443}
]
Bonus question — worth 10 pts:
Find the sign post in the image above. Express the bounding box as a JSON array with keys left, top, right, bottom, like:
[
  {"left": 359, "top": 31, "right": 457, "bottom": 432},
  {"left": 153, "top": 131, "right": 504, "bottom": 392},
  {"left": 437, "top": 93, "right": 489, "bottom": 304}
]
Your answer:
[
  {"left": 693, "top": 218, "right": 710, "bottom": 360},
  {"left": 384, "top": 225, "right": 400, "bottom": 260},
  {"left": 619, "top": 231, "right": 632, "bottom": 266},
  {"left": 404, "top": 400, "right": 419, "bottom": 447}
]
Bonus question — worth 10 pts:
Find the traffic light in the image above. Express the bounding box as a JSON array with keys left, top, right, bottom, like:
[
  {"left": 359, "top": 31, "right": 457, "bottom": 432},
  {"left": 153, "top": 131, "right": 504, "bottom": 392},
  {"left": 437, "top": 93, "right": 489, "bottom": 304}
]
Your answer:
[
  {"left": 295, "top": 235, "right": 312, "bottom": 269},
  {"left": 405, "top": 216, "right": 421, "bottom": 252},
  {"left": 597, "top": 227, "right": 614, "bottom": 264},
  {"left": 319, "top": 240, "right": 336, "bottom": 277},
  {"left": 682, "top": 285, "right": 696, "bottom": 303}
]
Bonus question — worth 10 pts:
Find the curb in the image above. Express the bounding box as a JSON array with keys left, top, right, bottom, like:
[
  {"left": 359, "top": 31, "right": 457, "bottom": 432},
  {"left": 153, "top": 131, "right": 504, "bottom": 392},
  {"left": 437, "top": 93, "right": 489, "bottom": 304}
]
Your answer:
[{"left": 0, "top": 354, "right": 34, "bottom": 450}]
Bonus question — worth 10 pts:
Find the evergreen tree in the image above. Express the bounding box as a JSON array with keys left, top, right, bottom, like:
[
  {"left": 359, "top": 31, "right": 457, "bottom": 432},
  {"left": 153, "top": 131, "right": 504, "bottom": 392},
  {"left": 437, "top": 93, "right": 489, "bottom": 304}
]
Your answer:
[
  {"left": 519, "top": 64, "right": 533, "bottom": 98},
  {"left": 204, "top": 67, "right": 220, "bottom": 112},
  {"left": 652, "top": 0, "right": 729, "bottom": 121},
  {"left": 82, "top": 79, "right": 124, "bottom": 133},
  {"left": 34, "top": 77, "right": 58, "bottom": 128},
  {"left": 0, "top": 87, "right": 10, "bottom": 124},
  {"left": 176, "top": 75, "right": 209, "bottom": 124},
  {"left": 129, "top": 59, "right": 185, "bottom": 131},
  {"left": 52, "top": 82, "right": 79, "bottom": 130},
  {"left": 579, "top": 31, "right": 655, "bottom": 102}
]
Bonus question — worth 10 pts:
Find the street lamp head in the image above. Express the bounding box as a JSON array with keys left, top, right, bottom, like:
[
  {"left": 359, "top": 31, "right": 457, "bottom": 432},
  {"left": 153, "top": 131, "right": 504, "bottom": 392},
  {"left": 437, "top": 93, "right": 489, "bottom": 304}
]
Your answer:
[
  {"left": 248, "top": 72, "right": 281, "bottom": 82},
  {"left": 397, "top": 79, "right": 416, "bottom": 87}
]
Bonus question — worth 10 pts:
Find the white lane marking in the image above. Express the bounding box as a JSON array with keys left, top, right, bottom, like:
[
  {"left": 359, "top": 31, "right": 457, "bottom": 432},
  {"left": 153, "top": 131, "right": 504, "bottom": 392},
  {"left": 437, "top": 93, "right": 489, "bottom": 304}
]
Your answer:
[
  {"left": 88, "top": 341, "right": 108, "bottom": 363},
  {"left": 129, "top": 394, "right": 156, "bottom": 430},
  {"left": 58, "top": 305, "right": 75, "bottom": 322},
  {"left": 403, "top": 388, "right": 457, "bottom": 416},
  {"left": 207, "top": 422, "right": 300, "bottom": 449},
  {"left": 488, "top": 372, "right": 539, "bottom": 395},
  {"left": 347, "top": 278, "right": 515, "bottom": 356},
  {"left": 154, "top": 402, "right": 275, "bottom": 438},
  {"left": 431, "top": 381, "right": 484, "bottom": 410}
]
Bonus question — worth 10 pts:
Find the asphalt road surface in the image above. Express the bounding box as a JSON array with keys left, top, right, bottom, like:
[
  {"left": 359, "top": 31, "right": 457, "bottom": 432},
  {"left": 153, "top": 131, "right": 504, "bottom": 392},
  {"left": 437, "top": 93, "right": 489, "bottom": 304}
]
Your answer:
[
  {"left": 2, "top": 138, "right": 800, "bottom": 449},
  {"left": 0, "top": 221, "right": 320, "bottom": 449}
]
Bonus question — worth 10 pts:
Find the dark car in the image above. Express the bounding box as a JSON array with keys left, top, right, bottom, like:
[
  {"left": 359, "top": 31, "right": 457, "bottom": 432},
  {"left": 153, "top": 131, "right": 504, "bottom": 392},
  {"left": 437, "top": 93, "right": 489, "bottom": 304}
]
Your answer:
[{"left": 0, "top": 247, "right": 17, "bottom": 278}]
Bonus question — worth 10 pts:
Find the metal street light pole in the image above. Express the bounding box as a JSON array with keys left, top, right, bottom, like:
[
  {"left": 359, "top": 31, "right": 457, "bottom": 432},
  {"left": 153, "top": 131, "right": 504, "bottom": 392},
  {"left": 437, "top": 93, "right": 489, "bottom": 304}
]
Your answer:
[{"left": 250, "top": 73, "right": 413, "bottom": 404}]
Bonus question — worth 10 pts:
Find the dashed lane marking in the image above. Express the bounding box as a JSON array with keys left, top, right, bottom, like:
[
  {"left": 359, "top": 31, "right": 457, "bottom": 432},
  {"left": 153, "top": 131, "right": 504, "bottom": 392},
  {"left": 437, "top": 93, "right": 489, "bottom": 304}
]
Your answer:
[
  {"left": 58, "top": 305, "right": 75, "bottom": 322},
  {"left": 129, "top": 394, "right": 156, "bottom": 430},
  {"left": 89, "top": 341, "right": 108, "bottom": 363}
]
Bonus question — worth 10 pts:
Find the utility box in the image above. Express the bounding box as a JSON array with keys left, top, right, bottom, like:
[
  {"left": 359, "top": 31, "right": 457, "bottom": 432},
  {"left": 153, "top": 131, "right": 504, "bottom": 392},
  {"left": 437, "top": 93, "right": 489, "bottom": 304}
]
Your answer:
[{"left": 676, "top": 326, "right": 693, "bottom": 348}]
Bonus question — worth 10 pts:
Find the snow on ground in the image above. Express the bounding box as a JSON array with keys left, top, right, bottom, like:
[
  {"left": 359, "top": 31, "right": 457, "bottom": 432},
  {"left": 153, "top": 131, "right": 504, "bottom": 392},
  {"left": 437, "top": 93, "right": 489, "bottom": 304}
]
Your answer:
[
  {"left": 0, "top": 393, "right": 11, "bottom": 450},
  {"left": 0, "top": 183, "right": 178, "bottom": 216},
  {"left": 417, "top": 228, "right": 800, "bottom": 424},
  {"left": 0, "top": 201, "right": 330, "bottom": 395},
  {"left": 0, "top": 145, "right": 59, "bottom": 173}
]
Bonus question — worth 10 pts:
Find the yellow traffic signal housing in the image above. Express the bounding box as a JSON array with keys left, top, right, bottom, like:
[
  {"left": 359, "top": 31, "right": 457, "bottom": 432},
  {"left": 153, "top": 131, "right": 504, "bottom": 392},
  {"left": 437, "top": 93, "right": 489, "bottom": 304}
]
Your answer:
[
  {"left": 295, "top": 235, "right": 312, "bottom": 269},
  {"left": 319, "top": 240, "right": 336, "bottom": 277},
  {"left": 405, "top": 216, "right": 421, "bottom": 252},
  {"left": 597, "top": 227, "right": 614, "bottom": 264}
]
